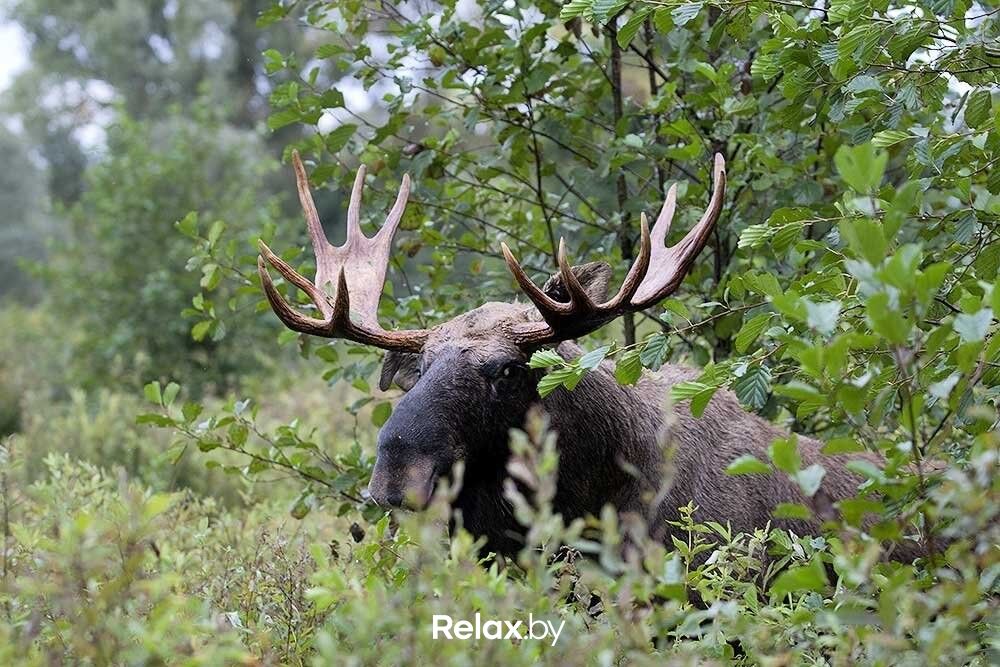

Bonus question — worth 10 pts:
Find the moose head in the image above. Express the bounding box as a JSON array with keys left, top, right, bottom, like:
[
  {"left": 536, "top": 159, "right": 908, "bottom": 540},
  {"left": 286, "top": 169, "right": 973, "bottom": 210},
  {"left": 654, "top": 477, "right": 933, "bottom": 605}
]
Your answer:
[{"left": 257, "top": 151, "right": 725, "bottom": 515}]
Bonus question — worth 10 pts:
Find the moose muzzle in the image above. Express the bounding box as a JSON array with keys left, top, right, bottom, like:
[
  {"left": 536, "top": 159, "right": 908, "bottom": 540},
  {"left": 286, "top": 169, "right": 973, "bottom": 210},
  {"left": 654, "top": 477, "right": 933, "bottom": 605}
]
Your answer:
[{"left": 366, "top": 444, "right": 438, "bottom": 510}]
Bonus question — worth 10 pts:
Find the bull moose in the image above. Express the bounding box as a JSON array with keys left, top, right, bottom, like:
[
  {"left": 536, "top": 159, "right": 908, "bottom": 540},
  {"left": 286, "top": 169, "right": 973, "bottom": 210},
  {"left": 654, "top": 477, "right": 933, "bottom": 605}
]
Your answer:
[{"left": 257, "top": 151, "right": 923, "bottom": 560}]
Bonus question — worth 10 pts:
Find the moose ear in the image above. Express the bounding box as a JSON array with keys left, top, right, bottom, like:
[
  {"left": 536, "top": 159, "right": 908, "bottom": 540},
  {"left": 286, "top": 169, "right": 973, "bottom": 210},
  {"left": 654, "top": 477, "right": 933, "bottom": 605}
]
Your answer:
[
  {"left": 541, "top": 261, "right": 613, "bottom": 304},
  {"left": 379, "top": 351, "right": 422, "bottom": 392}
]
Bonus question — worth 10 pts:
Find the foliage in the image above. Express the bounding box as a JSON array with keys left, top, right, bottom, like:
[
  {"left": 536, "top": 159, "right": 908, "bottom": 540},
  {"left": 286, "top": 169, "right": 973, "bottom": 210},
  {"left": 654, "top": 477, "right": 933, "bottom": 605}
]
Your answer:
[
  {"left": 0, "top": 305, "right": 70, "bottom": 437},
  {"left": 136, "top": 378, "right": 379, "bottom": 522},
  {"left": 0, "top": 127, "right": 52, "bottom": 303},
  {"left": 44, "top": 105, "right": 287, "bottom": 391},
  {"left": 3, "top": 0, "right": 303, "bottom": 204},
  {"left": 1, "top": 0, "right": 998, "bottom": 664},
  {"left": 207, "top": 0, "right": 1000, "bottom": 561},
  {"left": 0, "top": 447, "right": 333, "bottom": 664},
  {"left": 3, "top": 413, "right": 996, "bottom": 664}
]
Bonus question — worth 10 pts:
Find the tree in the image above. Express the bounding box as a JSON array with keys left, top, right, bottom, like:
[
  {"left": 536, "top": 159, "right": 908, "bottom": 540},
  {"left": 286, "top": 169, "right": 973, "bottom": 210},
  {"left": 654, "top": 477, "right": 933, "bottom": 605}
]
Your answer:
[
  {"left": 46, "top": 104, "right": 285, "bottom": 390},
  {"left": 0, "top": 126, "right": 52, "bottom": 301},
  {"left": 3, "top": 0, "right": 302, "bottom": 204}
]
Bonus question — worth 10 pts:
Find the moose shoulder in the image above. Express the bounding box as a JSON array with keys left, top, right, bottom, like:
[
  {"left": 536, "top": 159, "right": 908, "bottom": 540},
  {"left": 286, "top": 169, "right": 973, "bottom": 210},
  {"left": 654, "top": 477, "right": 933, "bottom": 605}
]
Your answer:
[{"left": 258, "top": 151, "right": 922, "bottom": 561}]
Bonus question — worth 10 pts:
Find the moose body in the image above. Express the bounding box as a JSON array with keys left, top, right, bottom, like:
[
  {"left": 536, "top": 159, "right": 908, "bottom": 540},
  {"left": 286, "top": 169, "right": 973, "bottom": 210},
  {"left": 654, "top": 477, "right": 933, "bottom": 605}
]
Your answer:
[
  {"left": 258, "top": 151, "right": 922, "bottom": 562},
  {"left": 371, "top": 301, "right": 889, "bottom": 558}
]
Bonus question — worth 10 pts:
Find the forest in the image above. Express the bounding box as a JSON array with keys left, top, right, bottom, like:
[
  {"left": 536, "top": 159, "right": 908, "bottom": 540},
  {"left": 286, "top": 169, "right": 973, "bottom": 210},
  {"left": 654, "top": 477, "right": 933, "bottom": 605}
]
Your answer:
[{"left": 0, "top": 0, "right": 997, "bottom": 664}]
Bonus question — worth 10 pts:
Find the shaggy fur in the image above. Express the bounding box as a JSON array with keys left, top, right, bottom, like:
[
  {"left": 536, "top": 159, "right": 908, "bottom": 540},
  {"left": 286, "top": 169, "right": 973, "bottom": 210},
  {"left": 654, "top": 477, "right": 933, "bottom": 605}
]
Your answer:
[{"left": 368, "top": 267, "right": 922, "bottom": 560}]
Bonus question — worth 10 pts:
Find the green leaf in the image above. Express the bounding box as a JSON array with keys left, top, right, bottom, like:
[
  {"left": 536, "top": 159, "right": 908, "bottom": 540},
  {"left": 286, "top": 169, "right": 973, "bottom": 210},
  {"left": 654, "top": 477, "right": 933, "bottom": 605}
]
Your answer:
[
  {"left": 726, "top": 454, "right": 772, "bottom": 475},
  {"left": 191, "top": 320, "right": 213, "bottom": 342},
  {"left": 640, "top": 334, "right": 669, "bottom": 370},
  {"left": 592, "top": 0, "right": 628, "bottom": 22},
  {"left": 256, "top": 4, "right": 290, "bottom": 27},
  {"left": 772, "top": 503, "right": 812, "bottom": 520},
  {"left": 671, "top": 381, "right": 718, "bottom": 417},
  {"left": 325, "top": 123, "right": 357, "bottom": 152},
  {"left": 953, "top": 309, "right": 993, "bottom": 343},
  {"left": 579, "top": 345, "right": 610, "bottom": 370},
  {"left": 796, "top": 463, "right": 826, "bottom": 497},
  {"left": 839, "top": 219, "right": 887, "bottom": 264},
  {"left": 846, "top": 459, "right": 884, "bottom": 481},
  {"left": 622, "top": 133, "right": 643, "bottom": 149},
  {"left": 822, "top": 437, "right": 863, "bottom": 455},
  {"left": 537, "top": 367, "right": 584, "bottom": 398},
  {"left": 136, "top": 413, "right": 174, "bottom": 427},
  {"left": 267, "top": 109, "right": 300, "bottom": 131},
  {"left": 768, "top": 435, "right": 800, "bottom": 474},
  {"left": 733, "top": 365, "right": 772, "bottom": 410},
  {"left": 834, "top": 143, "right": 888, "bottom": 193},
  {"left": 845, "top": 74, "right": 882, "bottom": 94},
  {"left": 144, "top": 381, "right": 162, "bottom": 406},
  {"left": 965, "top": 90, "right": 993, "bottom": 128},
  {"left": 371, "top": 402, "right": 392, "bottom": 427},
  {"left": 734, "top": 313, "right": 772, "bottom": 353},
  {"left": 866, "top": 293, "right": 910, "bottom": 344},
  {"left": 182, "top": 402, "right": 203, "bottom": 423},
  {"left": 804, "top": 299, "right": 841, "bottom": 335},
  {"left": 871, "top": 129, "right": 914, "bottom": 148},
  {"left": 529, "top": 349, "right": 564, "bottom": 369},
  {"left": 689, "top": 386, "right": 718, "bottom": 417},
  {"left": 207, "top": 220, "right": 226, "bottom": 246},
  {"left": 560, "top": 0, "right": 593, "bottom": 20},
  {"left": 928, "top": 373, "right": 960, "bottom": 399},
  {"left": 738, "top": 223, "right": 773, "bottom": 249},
  {"left": 615, "top": 349, "right": 643, "bottom": 385},
  {"left": 770, "top": 557, "right": 828, "bottom": 599},
  {"left": 750, "top": 53, "right": 780, "bottom": 80},
  {"left": 175, "top": 211, "right": 198, "bottom": 238},
  {"left": 618, "top": 8, "right": 652, "bottom": 48},
  {"left": 163, "top": 382, "right": 180, "bottom": 408},
  {"left": 671, "top": 2, "right": 703, "bottom": 26}
]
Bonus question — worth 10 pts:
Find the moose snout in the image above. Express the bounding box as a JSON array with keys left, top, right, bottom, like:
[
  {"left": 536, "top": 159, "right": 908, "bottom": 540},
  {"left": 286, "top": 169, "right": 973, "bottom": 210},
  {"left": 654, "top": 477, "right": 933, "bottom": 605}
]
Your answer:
[{"left": 366, "top": 444, "right": 439, "bottom": 510}]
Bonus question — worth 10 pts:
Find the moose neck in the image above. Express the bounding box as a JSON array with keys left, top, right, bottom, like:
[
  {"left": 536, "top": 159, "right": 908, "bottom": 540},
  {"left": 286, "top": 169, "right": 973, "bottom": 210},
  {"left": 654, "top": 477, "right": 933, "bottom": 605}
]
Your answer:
[
  {"left": 540, "top": 341, "right": 668, "bottom": 517},
  {"left": 451, "top": 341, "right": 669, "bottom": 556}
]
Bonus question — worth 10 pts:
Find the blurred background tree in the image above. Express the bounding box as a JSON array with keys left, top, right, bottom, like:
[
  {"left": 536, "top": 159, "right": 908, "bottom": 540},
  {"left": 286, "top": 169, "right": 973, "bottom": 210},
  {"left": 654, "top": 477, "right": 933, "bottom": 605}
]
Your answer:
[{"left": 0, "top": 0, "right": 310, "bottom": 392}]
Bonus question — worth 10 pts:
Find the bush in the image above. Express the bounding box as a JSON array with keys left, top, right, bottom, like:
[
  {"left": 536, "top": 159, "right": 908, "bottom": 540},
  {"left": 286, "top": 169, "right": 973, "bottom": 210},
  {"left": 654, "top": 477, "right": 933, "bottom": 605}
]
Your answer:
[
  {"left": 3, "top": 412, "right": 996, "bottom": 665},
  {"left": 0, "top": 305, "right": 72, "bottom": 438},
  {"left": 0, "top": 448, "right": 339, "bottom": 664}
]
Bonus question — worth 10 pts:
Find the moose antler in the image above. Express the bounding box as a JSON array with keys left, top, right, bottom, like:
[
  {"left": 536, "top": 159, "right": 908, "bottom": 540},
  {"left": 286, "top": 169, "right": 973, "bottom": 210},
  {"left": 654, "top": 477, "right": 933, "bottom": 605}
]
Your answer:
[
  {"left": 501, "top": 153, "right": 726, "bottom": 347},
  {"left": 257, "top": 151, "right": 429, "bottom": 351}
]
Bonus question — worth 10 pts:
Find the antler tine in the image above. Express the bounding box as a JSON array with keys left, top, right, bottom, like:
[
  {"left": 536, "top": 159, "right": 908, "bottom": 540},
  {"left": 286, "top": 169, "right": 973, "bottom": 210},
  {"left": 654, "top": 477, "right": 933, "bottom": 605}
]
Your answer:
[
  {"left": 345, "top": 164, "right": 366, "bottom": 245},
  {"left": 258, "top": 239, "right": 331, "bottom": 316},
  {"left": 291, "top": 151, "right": 331, "bottom": 255},
  {"left": 500, "top": 242, "right": 572, "bottom": 317},
  {"left": 650, "top": 183, "right": 678, "bottom": 248},
  {"left": 669, "top": 153, "right": 726, "bottom": 262},
  {"left": 376, "top": 173, "right": 411, "bottom": 246},
  {"left": 257, "top": 256, "right": 331, "bottom": 337},
  {"left": 556, "top": 239, "right": 598, "bottom": 312},
  {"left": 604, "top": 212, "right": 651, "bottom": 309},
  {"left": 631, "top": 153, "right": 726, "bottom": 308}
]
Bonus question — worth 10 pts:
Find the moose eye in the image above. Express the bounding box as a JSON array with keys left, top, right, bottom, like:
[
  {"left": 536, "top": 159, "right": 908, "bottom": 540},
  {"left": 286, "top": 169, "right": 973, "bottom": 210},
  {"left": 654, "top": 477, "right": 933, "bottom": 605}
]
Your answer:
[{"left": 484, "top": 360, "right": 525, "bottom": 381}]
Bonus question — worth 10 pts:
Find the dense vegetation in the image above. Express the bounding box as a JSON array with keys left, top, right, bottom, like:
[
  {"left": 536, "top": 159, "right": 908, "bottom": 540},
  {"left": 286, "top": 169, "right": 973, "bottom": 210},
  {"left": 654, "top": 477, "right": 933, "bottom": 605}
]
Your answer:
[{"left": 0, "top": 0, "right": 997, "bottom": 664}]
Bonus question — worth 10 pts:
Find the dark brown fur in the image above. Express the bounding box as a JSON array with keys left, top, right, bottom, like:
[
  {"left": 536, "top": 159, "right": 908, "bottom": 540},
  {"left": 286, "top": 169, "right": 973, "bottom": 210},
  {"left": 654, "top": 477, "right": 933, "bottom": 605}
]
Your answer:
[{"left": 368, "top": 268, "right": 921, "bottom": 560}]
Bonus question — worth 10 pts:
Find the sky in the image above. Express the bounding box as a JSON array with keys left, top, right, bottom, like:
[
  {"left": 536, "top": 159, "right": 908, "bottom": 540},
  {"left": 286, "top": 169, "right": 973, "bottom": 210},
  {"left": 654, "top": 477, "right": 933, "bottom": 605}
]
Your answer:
[{"left": 0, "top": 21, "right": 27, "bottom": 92}]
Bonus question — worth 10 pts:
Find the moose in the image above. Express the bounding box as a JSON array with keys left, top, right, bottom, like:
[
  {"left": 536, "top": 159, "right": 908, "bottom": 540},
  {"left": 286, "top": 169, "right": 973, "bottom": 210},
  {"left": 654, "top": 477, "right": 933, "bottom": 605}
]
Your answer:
[{"left": 257, "top": 151, "right": 924, "bottom": 561}]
